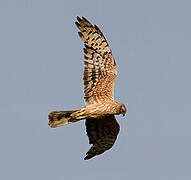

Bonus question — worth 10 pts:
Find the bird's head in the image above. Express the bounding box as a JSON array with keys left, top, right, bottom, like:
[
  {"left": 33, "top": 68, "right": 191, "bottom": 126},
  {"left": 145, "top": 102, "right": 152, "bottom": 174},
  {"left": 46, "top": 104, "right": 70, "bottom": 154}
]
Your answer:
[{"left": 119, "top": 103, "right": 127, "bottom": 116}]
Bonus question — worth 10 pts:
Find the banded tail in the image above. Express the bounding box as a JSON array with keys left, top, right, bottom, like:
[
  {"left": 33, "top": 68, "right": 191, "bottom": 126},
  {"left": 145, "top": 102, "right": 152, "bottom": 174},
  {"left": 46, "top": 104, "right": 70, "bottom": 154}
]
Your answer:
[{"left": 48, "top": 110, "right": 81, "bottom": 128}]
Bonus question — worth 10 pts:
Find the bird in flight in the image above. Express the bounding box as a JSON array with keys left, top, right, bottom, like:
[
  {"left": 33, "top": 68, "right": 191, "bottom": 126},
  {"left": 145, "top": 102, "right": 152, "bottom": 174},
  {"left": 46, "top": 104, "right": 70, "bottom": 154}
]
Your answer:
[{"left": 48, "top": 16, "right": 127, "bottom": 160}]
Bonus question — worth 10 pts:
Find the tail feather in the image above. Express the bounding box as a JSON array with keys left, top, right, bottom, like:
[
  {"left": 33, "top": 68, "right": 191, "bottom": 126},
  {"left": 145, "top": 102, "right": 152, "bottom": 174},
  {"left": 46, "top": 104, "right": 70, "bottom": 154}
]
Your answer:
[{"left": 48, "top": 110, "right": 80, "bottom": 128}]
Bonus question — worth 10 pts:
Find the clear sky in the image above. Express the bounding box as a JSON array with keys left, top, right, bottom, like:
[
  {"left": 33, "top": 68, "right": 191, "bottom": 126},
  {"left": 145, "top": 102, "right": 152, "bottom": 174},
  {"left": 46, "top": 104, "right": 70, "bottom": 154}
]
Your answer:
[{"left": 0, "top": 0, "right": 191, "bottom": 179}]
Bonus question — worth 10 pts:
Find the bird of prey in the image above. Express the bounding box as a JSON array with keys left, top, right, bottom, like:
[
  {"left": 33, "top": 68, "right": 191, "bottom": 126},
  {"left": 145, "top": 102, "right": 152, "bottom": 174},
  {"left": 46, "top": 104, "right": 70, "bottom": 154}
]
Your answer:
[{"left": 48, "top": 16, "right": 127, "bottom": 160}]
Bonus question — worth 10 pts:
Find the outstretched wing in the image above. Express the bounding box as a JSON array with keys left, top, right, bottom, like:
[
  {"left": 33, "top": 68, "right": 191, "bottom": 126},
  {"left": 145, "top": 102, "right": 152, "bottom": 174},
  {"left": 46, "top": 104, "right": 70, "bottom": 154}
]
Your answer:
[
  {"left": 84, "top": 115, "right": 120, "bottom": 160},
  {"left": 75, "top": 16, "right": 117, "bottom": 106}
]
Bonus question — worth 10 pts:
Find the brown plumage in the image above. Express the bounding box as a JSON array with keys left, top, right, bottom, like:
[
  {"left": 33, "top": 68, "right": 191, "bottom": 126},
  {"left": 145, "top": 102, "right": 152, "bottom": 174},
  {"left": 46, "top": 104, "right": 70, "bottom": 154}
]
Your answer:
[
  {"left": 48, "top": 16, "right": 127, "bottom": 160},
  {"left": 48, "top": 110, "right": 79, "bottom": 128},
  {"left": 85, "top": 115, "right": 120, "bottom": 160}
]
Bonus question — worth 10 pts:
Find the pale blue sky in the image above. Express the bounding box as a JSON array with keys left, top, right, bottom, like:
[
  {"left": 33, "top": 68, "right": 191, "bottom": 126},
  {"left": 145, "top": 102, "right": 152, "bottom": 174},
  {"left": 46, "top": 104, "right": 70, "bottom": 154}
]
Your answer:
[{"left": 0, "top": 0, "right": 191, "bottom": 179}]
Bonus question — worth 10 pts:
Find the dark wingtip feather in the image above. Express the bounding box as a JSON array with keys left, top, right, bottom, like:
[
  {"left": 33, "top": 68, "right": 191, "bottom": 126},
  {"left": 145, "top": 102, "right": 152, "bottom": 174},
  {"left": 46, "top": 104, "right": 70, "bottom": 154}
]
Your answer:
[
  {"left": 75, "top": 21, "right": 80, "bottom": 28},
  {"left": 76, "top": 16, "right": 82, "bottom": 22},
  {"left": 84, "top": 154, "right": 93, "bottom": 160},
  {"left": 82, "top": 16, "right": 93, "bottom": 27},
  {"left": 84, "top": 156, "right": 88, "bottom": 160}
]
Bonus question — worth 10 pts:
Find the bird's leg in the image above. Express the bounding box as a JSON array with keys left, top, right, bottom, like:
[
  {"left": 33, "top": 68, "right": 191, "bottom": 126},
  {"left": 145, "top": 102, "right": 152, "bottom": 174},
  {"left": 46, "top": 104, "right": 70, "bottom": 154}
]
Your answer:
[{"left": 71, "top": 109, "right": 86, "bottom": 120}]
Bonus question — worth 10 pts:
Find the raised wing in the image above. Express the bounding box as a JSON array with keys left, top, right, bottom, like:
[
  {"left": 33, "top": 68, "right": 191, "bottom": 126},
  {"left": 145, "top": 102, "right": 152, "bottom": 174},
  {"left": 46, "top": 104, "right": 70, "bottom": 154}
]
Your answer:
[
  {"left": 75, "top": 16, "right": 117, "bottom": 106},
  {"left": 84, "top": 115, "right": 120, "bottom": 160}
]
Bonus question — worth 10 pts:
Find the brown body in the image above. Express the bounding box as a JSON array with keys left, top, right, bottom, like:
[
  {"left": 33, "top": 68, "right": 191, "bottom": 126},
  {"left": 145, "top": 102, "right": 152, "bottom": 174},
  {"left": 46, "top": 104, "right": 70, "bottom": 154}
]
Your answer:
[{"left": 71, "top": 101, "right": 126, "bottom": 119}]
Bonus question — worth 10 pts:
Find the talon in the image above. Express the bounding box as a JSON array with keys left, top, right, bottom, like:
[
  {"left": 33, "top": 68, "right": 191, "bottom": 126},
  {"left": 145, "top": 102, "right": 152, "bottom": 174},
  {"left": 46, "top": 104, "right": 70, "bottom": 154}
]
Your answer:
[
  {"left": 76, "top": 115, "right": 86, "bottom": 119},
  {"left": 76, "top": 111, "right": 86, "bottom": 119},
  {"left": 78, "top": 112, "right": 85, "bottom": 116},
  {"left": 71, "top": 110, "right": 86, "bottom": 119}
]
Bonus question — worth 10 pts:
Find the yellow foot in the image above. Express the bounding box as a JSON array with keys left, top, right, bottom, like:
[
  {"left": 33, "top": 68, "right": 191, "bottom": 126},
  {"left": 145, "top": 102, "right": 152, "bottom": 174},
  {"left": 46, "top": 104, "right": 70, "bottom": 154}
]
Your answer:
[
  {"left": 71, "top": 111, "right": 86, "bottom": 120},
  {"left": 76, "top": 116, "right": 86, "bottom": 120}
]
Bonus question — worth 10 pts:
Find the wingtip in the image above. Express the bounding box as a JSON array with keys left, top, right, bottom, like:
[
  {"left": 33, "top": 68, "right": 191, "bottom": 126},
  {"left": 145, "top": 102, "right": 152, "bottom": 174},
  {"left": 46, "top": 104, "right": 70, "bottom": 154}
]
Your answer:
[
  {"left": 84, "top": 150, "right": 96, "bottom": 160},
  {"left": 76, "top": 15, "right": 80, "bottom": 19},
  {"left": 75, "top": 21, "right": 80, "bottom": 28},
  {"left": 84, "top": 154, "right": 92, "bottom": 160},
  {"left": 84, "top": 156, "right": 88, "bottom": 160},
  {"left": 76, "top": 16, "right": 82, "bottom": 22},
  {"left": 82, "top": 16, "right": 93, "bottom": 26}
]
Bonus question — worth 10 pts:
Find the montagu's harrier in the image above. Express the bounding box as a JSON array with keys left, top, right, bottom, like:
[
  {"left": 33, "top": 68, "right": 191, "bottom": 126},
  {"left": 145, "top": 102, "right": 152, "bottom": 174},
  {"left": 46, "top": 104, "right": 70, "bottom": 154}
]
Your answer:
[{"left": 48, "top": 16, "right": 127, "bottom": 160}]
